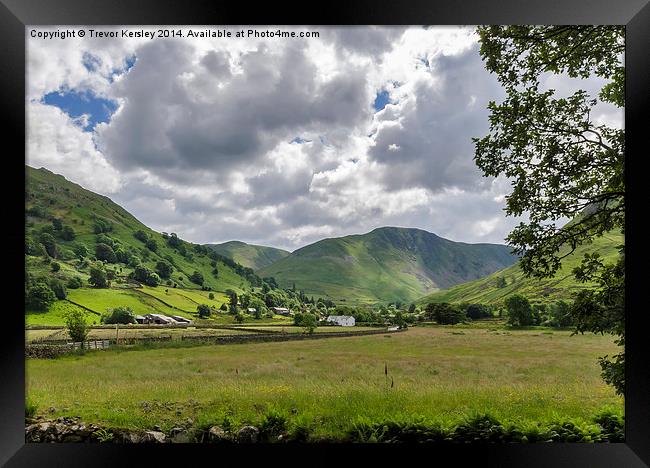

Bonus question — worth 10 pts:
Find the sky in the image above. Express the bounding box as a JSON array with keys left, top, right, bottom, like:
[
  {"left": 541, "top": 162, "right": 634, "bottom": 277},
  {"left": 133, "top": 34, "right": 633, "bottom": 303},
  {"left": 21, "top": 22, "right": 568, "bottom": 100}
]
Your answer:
[{"left": 26, "top": 26, "right": 623, "bottom": 252}]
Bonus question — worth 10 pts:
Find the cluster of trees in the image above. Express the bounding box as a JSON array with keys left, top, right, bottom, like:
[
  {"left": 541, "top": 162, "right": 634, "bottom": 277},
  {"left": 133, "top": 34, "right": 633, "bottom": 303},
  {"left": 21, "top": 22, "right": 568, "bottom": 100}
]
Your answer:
[
  {"left": 503, "top": 295, "right": 574, "bottom": 328},
  {"left": 293, "top": 312, "right": 318, "bottom": 334},
  {"left": 101, "top": 306, "right": 136, "bottom": 325}
]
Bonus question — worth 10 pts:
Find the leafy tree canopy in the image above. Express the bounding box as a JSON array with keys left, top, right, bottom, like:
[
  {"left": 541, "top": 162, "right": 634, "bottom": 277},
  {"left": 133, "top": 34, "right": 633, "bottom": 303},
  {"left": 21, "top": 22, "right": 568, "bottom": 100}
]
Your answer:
[{"left": 475, "top": 26, "right": 624, "bottom": 393}]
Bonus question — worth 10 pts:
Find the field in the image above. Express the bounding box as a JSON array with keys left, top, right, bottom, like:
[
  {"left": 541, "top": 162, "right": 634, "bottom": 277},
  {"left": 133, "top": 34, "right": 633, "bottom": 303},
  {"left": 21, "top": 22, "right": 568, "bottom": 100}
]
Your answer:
[
  {"left": 26, "top": 326, "right": 621, "bottom": 438},
  {"left": 25, "top": 286, "right": 294, "bottom": 327},
  {"left": 26, "top": 326, "right": 255, "bottom": 343}
]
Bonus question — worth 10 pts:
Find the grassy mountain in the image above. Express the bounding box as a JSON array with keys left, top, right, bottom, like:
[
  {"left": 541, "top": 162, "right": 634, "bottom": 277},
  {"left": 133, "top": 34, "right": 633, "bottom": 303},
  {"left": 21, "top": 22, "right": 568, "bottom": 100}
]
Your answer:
[
  {"left": 258, "top": 227, "right": 518, "bottom": 304},
  {"left": 25, "top": 166, "right": 261, "bottom": 325},
  {"left": 206, "top": 241, "right": 290, "bottom": 271},
  {"left": 416, "top": 230, "right": 624, "bottom": 306}
]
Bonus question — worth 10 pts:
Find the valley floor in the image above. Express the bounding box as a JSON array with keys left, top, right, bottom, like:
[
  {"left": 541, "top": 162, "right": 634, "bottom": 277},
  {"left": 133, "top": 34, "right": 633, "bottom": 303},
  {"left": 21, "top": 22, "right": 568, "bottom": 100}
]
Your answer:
[{"left": 26, "top": 326, "right": 622, "bottom": 439}]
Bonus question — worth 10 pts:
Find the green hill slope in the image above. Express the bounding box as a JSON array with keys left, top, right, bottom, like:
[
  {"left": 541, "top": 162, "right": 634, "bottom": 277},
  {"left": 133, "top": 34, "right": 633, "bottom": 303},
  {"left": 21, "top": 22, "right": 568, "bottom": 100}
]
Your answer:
[
  {"left": 258, "top": 227, "right": 518, "bottom": 304},
  {"left": 206, "top": 241, "right": 290, "bottom": 271},
  {"left": 25, "top": 166, "right": 260, "bottom": 325},
  {"left": 416, "top": 231, "right": 624, "bottom": 306}
]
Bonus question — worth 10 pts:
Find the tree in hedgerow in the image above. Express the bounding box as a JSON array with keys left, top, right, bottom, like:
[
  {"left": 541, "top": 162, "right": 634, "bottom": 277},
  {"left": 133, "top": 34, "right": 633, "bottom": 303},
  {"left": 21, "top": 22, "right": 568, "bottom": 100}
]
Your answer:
[
  {"left": 64, "top": 308, "right": 89, "bottom": 344},
  {"left": 504, "top": 294, "right": 534, "bottom": 327},
  {"left": 225, "top": 289, "right": 238, "bottom": 314},
  {"left": 300, "top": 313, "right": 318, "bottom": 334},
  {"left": 546, "top": 300, "right": 573, "bottom": 328},
  {"left": 475, "top": 26, "right": 624, "bottom": 393},
  {"left": 102, "top": 306, "right": 136, "bottom": 325},
  {"left": 465, "top": 303, "right": 491, "bottom": 320},
  {"left": 234, "top": 312, "right": 245, "bottom": 324},
  {"left": 425, "top": 303, "right": 465, "bottom": 325},
  {"left": 26, "top": 282, "right": 56, "bottom": 310},
  {"left": 88, "top": 263, "right": 109, "bottom": 288},
  {"left": 197, "top": 304, "right": 212, "bottom": 319}
]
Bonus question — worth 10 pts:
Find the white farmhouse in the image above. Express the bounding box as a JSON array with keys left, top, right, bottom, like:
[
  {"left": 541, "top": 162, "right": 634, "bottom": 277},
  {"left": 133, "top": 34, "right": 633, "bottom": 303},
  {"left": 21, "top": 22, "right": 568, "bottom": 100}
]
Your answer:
[{"left": 326, "top": 315, "right": 355, "bottom": 327}]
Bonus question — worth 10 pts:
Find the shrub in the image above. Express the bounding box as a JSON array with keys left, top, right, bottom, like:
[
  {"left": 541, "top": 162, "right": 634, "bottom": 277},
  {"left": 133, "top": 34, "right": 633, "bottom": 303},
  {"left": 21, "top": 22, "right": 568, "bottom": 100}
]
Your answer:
[
  {"left": 26, "top": 282, "right": 56, "bottom": 310},
  {"left": 93, "top": 219, "right": 113, "bottom": 234},
  {"left": 64, "top": 308, "right": 89, "bottom": 343},
  {"left": 25, "top": 237, "right": 47, "bottom": 256},
  {"left": 155, "top": 261, "right": 173, "bottom": 279},
  {"left": 95, "top": 243, "right": 117, "bottom": 263},
  {"left": 189, "top": 271, "right": 204, "bottom": 286},
  {"left": 145, "top": 239, "right": 158, "bottom": 252},
  {"left": 51, "top": 262, "right": 61, "bottom": 272},
  {"left": 208, "top": 292, "right": 214, "bottom": 300},
  {"left": 102, "top": 306, "right": 136, "bottom": 325},
  {"left": 72, "top": 243, "right": 88, "bottom": 259},
  {"left": 593, "top": 409, "right": 624, "bottom": 442},
  {"left": 197, "top": 304, "right": 211, "bottom": 319},
  {"left": 465, "top": 303, "right": 492, "bottom": 320},
  {"left": 39, "top": 232, "right": 58, "bottom": 258},
  {"left": 131, "top": 265, "right": 160, "bottom": 286},
  {"left": 259, "top": 411, "right": 288, "bottom": 442},
  {"left": 88, "top": 263, "right": 109, "bottom": 288},
  {"left": 49, "top": 278, "right": 67, "bottom": 300},
  {"left": 67, "top": 276, "right": 84, "bottom": 289},
  {"left": 61, "top": 225, "right": 76, "bottom": 241},
  {"left": 133, "top": 230, "right": 149, "bottom": 242}
]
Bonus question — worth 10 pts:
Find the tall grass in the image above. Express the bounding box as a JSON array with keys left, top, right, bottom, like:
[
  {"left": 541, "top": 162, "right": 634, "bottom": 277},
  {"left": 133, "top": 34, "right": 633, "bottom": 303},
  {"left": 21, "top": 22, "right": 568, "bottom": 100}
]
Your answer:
[{"left": 26, "top": 327, "right": 622, "bottom": 437}]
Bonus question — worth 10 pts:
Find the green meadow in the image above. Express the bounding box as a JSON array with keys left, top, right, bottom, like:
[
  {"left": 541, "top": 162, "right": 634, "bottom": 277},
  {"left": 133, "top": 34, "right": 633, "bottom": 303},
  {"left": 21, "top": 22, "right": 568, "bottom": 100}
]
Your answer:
[{"left": 26, "top": 326, "right": 621, "bottom": 438}]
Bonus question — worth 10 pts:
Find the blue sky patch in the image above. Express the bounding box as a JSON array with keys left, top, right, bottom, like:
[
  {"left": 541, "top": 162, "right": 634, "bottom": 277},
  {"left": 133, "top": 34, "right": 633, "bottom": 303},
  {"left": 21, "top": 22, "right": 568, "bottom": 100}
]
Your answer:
[
  {"left": 373, "top": 90, "right": 390, "bottom": 111},
  {"left": 290, "top": 137, "right": 312, "bottom": 144},
  {"left": 82, "top": 52, "right": 102, "bottom": 72},
  {"left": 42, "top": 89, "right": 118, "bottom": 131}
]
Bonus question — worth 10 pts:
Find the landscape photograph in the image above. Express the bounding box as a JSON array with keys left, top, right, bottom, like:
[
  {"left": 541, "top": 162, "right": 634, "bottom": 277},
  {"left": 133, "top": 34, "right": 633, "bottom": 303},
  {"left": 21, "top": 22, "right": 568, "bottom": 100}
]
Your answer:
[{"left": 24, "top": 25, "right": 625, "bottom": 444}]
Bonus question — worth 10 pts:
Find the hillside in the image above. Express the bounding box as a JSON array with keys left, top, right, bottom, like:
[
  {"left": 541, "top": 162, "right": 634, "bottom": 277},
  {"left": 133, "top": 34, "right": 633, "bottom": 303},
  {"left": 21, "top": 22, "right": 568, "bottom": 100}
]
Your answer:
[
  {"left": 25, "top": 166, "right": 260, "bottom": 324},
  {"left": 258, "top": 227, "right": 518, "bottom": 304},
  {"left": 206, "top": 241, "right": 290, "bottom": 271},
  {"left": 416, "top": 231, "right": 624, "bottom": 306}
]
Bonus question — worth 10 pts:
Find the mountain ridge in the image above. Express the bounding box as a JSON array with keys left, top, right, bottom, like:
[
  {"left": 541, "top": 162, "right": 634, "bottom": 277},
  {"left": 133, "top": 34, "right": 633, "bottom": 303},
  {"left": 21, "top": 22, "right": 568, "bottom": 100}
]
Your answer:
[{"left": 259, "top": 226, "right": 518, "bottom": 304}]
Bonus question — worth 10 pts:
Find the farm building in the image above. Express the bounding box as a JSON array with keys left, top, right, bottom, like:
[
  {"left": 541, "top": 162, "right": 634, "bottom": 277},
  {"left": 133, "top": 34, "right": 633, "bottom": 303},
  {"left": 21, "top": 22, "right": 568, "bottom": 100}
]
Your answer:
[
  {"left": 170, "top": 315, "right": 193, "bottom": 324},
  {"left": 326, "top": 315, "right": 355, "bottom": 327},
  {"left": 134, "top": 315, "right": 146, "bottom": 324},
  {"left": 142, "top": 314, "right": 179, "bottom": 325},
  {"left": 247, "top": 308, "right": 257, "bottom": 314},
  {"left": 271, "top": 307, "right": 291, "bottom": 316}
]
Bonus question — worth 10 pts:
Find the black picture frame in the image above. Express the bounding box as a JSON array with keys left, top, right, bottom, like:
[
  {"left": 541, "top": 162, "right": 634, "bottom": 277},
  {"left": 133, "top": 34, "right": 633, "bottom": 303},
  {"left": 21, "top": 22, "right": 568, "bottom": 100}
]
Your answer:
[{"left": 2, "top": 1, "right": 648, "bottom": 466}]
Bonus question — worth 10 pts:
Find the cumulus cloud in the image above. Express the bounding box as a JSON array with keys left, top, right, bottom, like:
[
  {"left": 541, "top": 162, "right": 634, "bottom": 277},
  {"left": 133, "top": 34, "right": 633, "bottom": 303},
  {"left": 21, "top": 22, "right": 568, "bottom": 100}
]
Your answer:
[{"left": 26, "top": 26, "right": 622, "bottom": 252}]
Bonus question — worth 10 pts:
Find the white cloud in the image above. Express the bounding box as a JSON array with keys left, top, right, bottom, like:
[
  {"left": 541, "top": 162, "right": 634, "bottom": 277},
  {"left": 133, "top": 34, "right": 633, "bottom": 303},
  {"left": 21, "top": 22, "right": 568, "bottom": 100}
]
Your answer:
[{"left": 26, "top": 26, "right": 622, "bottom": 252}]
